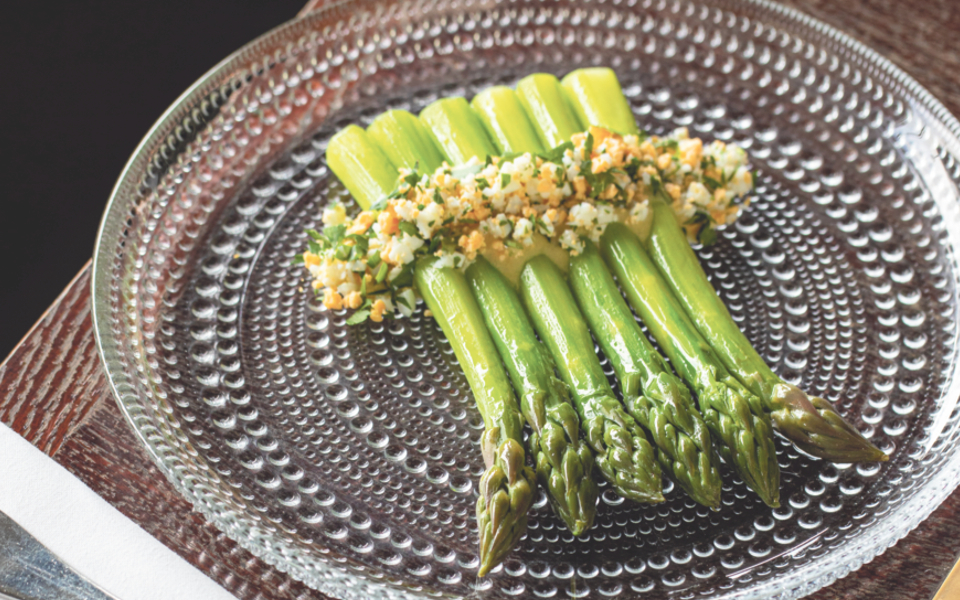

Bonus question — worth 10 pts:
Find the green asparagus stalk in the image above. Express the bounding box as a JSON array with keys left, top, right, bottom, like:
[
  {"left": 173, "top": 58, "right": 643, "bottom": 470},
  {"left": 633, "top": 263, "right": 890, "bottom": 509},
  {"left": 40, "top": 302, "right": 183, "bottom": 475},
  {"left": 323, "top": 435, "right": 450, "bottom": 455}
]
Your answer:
[
  {"left": 646, "top": 201, "right": 888, "bottom": 462},
  {"left": 325, "top": 125, "right": 398, "bottom": 210},
  {"left": 601, "top": 224, "right": 780, "bottom": 507},
  {"left": 561, "top": 68, "right": 639, "bottom": 137},
  {"left": 415, "top": 257, "right": 536, "bottom": 576},
  {"left": 471, "top": 87, "right": 545, "bottom": 155},
  {"left": 419, "top": 97, "right": 498, "bottom": 165},
  {"left": 367, "top": 109, "right": 446, "bottom": 174},
  {"left": 516, "top": 73, "right": 584, "bottom": 148},
  {"left": 519, "top": 255, "right": 663, "bottom": 504},
  {"left": 568, "top": 242, "right": 722, "bottom": 509},
  {"left": 466, "top": 257, "right": 598, "bottom": 534}
]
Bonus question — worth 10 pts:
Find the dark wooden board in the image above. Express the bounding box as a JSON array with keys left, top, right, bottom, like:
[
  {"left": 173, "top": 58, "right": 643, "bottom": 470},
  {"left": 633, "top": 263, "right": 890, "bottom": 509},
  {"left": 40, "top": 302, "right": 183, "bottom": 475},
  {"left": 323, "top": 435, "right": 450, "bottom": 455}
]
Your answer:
[{"left": 1, "top": 2, "right": 958, "bottom": 598}]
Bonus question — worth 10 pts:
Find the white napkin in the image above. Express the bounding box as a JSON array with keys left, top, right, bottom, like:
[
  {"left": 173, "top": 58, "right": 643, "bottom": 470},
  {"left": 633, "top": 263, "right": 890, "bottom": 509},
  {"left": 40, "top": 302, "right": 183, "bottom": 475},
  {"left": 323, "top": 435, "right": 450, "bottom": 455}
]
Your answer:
[{"left": 0, "top": 422, "right": 237, "bottom": 600}]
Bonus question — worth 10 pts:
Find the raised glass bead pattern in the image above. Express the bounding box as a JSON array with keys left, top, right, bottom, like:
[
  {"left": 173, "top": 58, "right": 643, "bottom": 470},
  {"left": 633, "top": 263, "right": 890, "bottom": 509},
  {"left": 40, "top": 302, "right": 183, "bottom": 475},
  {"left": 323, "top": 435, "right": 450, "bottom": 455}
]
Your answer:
[{"left": 92, "top": 0, "right": 960, "bottom": 598}]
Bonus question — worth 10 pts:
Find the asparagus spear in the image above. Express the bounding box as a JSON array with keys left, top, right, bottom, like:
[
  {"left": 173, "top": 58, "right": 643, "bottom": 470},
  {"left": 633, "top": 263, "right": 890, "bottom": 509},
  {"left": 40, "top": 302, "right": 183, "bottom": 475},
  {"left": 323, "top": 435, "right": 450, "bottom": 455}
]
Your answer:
[
  {"left": 601, "top": 224, "right": 780, "bottom": 507},
  {"left": 467, "top": 257, "right": 598, "bottom": 534},
  {"left": 367, "top": 109, "right": 446, "bottom": 174},
  {"left": 325, "top": 125, "right": 398, "bottom": 210},
  {"left": 568, "top": 242, "right": 722, "bottom": 509},
  {"left": 419, "top": 97, "right": 498, "bottom": 165},
  {"left": 646, "top": 201, "right": 888, "bottom": 462},
  {"left": 520, "top": 255, "right": 663, "bottom": 504},
  {"left": 471, "top": 87, "right": 545, "bottom": 155},
  {"left": 516, "top": 73, "right": 584, "bottom": 148},
  {"left": 415, "top": 257, "right": 536, "bottom": 576},
  {"left": 561, "top": 68, "right": 639, "bottom": 137}
]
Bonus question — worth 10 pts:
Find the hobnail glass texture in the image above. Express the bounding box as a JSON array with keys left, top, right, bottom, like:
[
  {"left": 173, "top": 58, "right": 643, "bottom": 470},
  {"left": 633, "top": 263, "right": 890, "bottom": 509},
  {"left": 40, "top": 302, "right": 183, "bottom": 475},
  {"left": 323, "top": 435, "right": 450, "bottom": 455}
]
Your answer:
[{"left": 91, "top": 0, "right": 960, "bottom": 598}]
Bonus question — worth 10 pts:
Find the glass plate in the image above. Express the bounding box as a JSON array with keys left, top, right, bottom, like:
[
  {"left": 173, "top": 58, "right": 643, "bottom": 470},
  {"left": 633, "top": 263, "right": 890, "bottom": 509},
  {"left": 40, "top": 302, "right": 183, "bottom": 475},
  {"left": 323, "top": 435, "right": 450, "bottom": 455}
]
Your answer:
[{"left": 91, "top": 0, "right": 960, "bottom": 598}]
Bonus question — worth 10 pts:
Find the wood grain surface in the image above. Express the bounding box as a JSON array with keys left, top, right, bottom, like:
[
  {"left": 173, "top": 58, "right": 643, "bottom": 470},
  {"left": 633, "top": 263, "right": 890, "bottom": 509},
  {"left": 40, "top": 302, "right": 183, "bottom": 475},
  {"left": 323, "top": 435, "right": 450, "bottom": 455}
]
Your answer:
[{"left": 1, "top": 2, "right": 958, "bottom": 599}]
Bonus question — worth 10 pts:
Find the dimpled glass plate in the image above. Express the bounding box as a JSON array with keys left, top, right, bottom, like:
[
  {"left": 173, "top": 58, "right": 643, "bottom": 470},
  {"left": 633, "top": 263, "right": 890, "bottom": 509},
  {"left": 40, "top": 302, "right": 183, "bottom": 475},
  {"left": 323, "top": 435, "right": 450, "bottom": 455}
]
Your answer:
[{"left": 91, "top": 0, "right": 960, "bottom": 598}]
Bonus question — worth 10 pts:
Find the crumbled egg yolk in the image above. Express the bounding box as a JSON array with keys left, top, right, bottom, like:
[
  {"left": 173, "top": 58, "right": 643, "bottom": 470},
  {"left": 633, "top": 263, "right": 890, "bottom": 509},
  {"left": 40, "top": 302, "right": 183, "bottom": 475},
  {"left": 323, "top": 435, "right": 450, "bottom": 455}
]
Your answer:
[{"left": 301, "top": 126, "right": 753, "bottom": 322}]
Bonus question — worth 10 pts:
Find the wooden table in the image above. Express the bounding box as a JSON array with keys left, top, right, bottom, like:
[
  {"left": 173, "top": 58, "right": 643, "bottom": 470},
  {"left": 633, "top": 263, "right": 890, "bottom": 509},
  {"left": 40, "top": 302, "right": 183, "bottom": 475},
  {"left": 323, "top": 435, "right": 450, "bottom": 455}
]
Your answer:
[{"left": 2, "top": 1, "right": 959, "bottom": 598}]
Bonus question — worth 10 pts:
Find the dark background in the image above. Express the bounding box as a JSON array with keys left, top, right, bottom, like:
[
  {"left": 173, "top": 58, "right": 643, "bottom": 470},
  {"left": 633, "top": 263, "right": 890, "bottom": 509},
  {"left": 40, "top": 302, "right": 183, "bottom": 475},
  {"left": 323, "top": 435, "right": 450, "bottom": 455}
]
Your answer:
[{"left": 0, "top": 0, "right": 304, "bottom": 359}]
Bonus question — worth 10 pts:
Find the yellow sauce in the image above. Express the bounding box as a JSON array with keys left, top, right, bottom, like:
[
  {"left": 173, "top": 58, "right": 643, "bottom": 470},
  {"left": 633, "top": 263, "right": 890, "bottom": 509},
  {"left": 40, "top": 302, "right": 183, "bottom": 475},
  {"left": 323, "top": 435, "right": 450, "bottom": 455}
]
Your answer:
[
  {"left": 478, "top": 202, "right": 653, "bottom": 288},
  {"left": 481, "top": 233, "right": 570, "bottom": 287}
]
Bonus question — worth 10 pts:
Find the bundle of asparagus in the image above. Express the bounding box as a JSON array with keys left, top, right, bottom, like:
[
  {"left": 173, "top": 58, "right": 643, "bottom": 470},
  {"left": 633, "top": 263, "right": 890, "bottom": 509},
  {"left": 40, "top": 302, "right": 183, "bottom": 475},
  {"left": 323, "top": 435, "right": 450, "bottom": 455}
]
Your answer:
[
  {"left": 601, "top": 224, "right": 780, "bottom": 507},
  {"left": 562, "top": 74, "right": 888, "bottom": 465},
  {"left": 568, "top": 241, "right": 723, "bottom": 509},
  {"left": 466, "top": 257, "right": 599, "bottom": 536},
  {"left": 300, "top": 67, "right": 886, "bottom": 574},
  {"left": 645, "top": 201, "right": 888, "bottom": 462},
  {"left": 520, "top": 255, "right": 663, "bottom": 505}
]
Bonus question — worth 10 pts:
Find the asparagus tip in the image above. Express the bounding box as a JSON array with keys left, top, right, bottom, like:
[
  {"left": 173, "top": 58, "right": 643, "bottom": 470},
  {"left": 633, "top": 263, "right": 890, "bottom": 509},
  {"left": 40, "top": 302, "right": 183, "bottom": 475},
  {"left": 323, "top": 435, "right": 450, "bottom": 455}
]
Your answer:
[
  {"left": 754, "top": 462, "right": 781, "bottom": 508},
  {"left": 569, "top": 521, "right": 590, "bottom": 537},
  {"left": 532, "top": 403, "right": 600, "bottom": 536},
  {"left": 585, "top": 398, "right": 664, "bottom": 504},
  {"left": 476, "top": 438, "right": 536, "bottom": 577},
  {"left": 700, "top": 382, "right": 781, "bottom": 508},
  {"left": 690, "top": 485, "right": 722, "bottom": 511},
  {"left": 761, "top": 490, "right": 781, "bottom": 509},
  {"left": 773, "top": 384, "right": 889, "bottom": 463},
  {"left": 632, "top": 373, "right": 725, "bottom": 510},
  {"left": 557, "top": 512, "right": 593, "bottom": 538},
  {"left": 751, "top": 455, "right": 781, "bottom": 509}
]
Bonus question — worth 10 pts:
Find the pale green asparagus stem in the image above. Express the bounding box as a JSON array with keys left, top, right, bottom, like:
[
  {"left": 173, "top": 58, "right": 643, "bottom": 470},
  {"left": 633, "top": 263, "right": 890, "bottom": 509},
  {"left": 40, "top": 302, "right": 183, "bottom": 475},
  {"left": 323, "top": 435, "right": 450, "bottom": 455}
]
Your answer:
[
  {"left": 471, "top": 86, "right": 545, "bottom": 155},
  {"left": 561, "top": 68, "right": 639, "bottom": 137},
  {"left": 419, "top": 97, "right": 498, "bottom": 165},
  {"left": 325, "top": 125, "right": 398, "bottom": 209},
  {"left": 516, "top": 73, "right": 584, "bottom": 148},
  {"left": 367, "top": 109, "right": 446, "bottom": 174}
]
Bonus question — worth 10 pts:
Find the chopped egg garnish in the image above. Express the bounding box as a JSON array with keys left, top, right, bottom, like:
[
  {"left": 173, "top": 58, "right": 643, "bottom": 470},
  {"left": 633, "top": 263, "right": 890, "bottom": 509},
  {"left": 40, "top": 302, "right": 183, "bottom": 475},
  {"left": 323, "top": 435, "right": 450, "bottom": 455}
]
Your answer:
[{"left": 297, "top": 126, "right": 753, "bottom": 323}]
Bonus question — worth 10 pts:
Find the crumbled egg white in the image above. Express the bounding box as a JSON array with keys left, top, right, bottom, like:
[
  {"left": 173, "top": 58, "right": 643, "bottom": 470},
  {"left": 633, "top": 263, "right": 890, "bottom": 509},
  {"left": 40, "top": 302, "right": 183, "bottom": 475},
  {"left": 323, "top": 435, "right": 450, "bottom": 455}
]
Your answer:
[
  {"left": 512, "top": 218, "right": 535, "bottom": 247},
  {"left": 383, "top": 233, "right": 424, "bottom": 266},
  {"left": 322, "top": 203, "right": 347, "bottom": 226}
]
